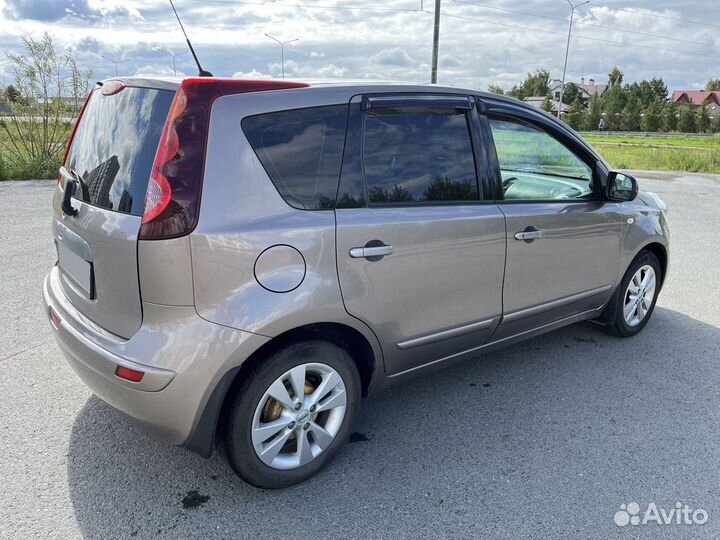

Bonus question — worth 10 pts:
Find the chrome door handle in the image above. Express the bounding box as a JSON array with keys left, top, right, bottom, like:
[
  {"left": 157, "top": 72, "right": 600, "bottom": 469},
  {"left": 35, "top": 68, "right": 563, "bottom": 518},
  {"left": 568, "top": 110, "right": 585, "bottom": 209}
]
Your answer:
[
  {"left": 349, "top": 245, "right": 393, "bottom": 259},
  {"left": 514, "top": 230, "right": 543, "bottom": 241}
]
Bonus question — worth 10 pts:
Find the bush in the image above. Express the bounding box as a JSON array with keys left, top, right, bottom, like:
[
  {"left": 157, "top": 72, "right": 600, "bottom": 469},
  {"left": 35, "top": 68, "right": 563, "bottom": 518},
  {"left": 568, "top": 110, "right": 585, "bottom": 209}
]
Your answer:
[
  {"left": 7, "top": 156, "right": 61, "bottom": 180},
  {"left": 0, "top": 154, "right": 8, "bottom": 180}
]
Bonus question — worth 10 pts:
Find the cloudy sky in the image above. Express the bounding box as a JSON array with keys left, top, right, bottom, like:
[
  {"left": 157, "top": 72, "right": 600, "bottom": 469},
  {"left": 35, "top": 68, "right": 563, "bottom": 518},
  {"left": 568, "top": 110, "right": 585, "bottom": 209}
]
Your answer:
[{"left": 0, "top": 0, "right": 717, "bottom": 92}]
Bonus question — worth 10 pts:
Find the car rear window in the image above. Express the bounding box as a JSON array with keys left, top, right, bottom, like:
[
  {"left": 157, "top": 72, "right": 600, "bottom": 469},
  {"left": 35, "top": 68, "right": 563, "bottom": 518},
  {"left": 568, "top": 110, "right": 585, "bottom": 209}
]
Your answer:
[
  {"left": 242, "top": 105, "right": 348, "bottom": 210},
  {"left": 65, "top": 86, "right": 174, "bottom": 216}
]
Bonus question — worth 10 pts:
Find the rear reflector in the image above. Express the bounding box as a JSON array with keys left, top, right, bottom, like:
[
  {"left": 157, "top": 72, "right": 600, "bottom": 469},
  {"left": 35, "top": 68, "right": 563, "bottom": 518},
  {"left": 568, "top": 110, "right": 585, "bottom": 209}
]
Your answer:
[
  {"left": 116, "top": 366, "right": 145, "bottom": 383},
  {"left": 139, "top": 78, "right": 309, "bottom": 240},
  {"left": 49, "top": 307, "right": 62, "bottom": 330}
]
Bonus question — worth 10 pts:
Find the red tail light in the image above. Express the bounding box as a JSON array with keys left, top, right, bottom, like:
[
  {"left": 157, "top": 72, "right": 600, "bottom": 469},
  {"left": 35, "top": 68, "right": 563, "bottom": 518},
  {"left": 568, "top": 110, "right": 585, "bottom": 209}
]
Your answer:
[
  {"left": 59, "top": 89, "right": 94, "bottom": 183},
  {"left": 139, "top": 78, "right": 308, "bottom": 240}
]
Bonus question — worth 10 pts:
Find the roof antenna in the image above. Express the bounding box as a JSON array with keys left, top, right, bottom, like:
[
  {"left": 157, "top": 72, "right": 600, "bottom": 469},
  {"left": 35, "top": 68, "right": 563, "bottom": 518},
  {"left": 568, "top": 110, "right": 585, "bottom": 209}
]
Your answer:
[{"left": 168, "top": 0, "right": 213, "bottom": 77}]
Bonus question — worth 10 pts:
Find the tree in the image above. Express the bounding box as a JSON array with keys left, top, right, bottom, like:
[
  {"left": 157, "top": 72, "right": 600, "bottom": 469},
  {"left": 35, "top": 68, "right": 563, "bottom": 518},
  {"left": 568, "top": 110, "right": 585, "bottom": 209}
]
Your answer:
[
  {"left": 584, "top": 93, "right": 602, "bottom": 130},
  {"left": 706, "top": 79, "right": 720, "bottom": 91},
  {"left": 541, "top": 94, "right": 554, "bottom": 113},
  {"left": 662, "top": 105, "right": 678, "bottom": 132},
  {"left": 565, "top": 96, "right": 584, "bottom": 130},
  {"left": 422, "top": 177, "right": 475, "bottom": 201},
  {"left": 712, "top": 113, "right": 720, "bottom": 133},
  {"left": 561, "top": 82, "right": 584, "bottom": 105},
  {"left": 508, "top": 69, "right": 550, "bottom": 100},
  {"left": 5, "top": 84, "right": 20, "bottom": 103},
  {"left": 0, "top": 32, "right": 91, "bottom": 174},
  {"left": 602, "top": 85, "right": 625, "bottom": 130},
  {"left": 677, "top": 106, "right": 697, "bottom": 133},
  {"left": 487, "top": 84, "right": 505, "bottom": 95},
  {"left": 608, "top": 66, "right": 624, "bottom": 87},
  {"left": 368, "top": 184, "right": 414, "bottom": 203},
  {"left": 622, "top": 94, "right": 642, "bottom": 131},
  {"left": 697, "top": 106, "right": 711, "bottom": 132},
  {"left": 641, "top": 101, "right": 663, "bottom": 132},
  {"left": 648, "top": 78, "right": 668, "bottom": 103}
]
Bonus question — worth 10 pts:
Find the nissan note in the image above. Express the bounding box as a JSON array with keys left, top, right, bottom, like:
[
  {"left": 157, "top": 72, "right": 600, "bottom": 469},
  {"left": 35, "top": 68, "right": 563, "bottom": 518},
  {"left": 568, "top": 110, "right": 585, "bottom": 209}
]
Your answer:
[{"left": 44, "top": 77, "right": 669, "bottom": 488}]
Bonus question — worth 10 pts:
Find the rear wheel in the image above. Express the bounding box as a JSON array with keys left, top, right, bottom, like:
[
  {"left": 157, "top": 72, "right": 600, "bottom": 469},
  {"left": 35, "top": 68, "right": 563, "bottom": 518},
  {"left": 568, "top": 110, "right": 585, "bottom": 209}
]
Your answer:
[
  {"left": 223, "top": 340, "right": 360, "bottom": 488},
  {"left": 601, "top": 251, "right": 661, "bottom": 337}
]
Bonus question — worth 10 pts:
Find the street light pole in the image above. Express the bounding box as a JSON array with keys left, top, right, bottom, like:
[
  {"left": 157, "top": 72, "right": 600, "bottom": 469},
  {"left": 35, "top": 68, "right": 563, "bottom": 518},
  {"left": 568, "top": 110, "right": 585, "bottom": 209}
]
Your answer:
[
  {"left": 264, "top": 33, "right": 299, "bottom": 79},
  {"left": 558, "top": 0, "right": 589, "bottom": 119},
  {"left": 153, "top": 47, "right": 190, "bottom": 76},
  {"left": 101, "top": 55, "right": 126, "bottom": 77}
]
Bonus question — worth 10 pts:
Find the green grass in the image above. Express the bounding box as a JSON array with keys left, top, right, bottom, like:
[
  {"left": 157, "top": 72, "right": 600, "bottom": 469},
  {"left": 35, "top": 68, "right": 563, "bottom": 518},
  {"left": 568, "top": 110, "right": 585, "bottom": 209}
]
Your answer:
[
  {"left": 0, "top": 121, "right": 70, "bottom": 180},
  {"left": 583, "top": 134, "right": 720, "bottom": 173},
  {"left": 583, "top": 133, "right": 720, "bottom": 150}
]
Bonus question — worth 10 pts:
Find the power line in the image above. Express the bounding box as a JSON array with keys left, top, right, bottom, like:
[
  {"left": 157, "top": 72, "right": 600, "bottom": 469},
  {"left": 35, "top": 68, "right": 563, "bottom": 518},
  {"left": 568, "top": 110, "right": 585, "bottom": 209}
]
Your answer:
[
  {"left": 438, "top": 11, "right": 720, "bottom": 61},
  {"left": 188, "top": 0, "right": 422, "bottom": 13},
  {"left": 451, "top": 0, "right": 715, "bottom": 48}
]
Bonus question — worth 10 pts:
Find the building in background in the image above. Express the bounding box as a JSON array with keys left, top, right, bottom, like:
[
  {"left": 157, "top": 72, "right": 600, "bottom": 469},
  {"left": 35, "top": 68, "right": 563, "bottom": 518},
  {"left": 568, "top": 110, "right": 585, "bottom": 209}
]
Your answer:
[{"left": 670, "top": 90, "right": 720, "bottom": 117}]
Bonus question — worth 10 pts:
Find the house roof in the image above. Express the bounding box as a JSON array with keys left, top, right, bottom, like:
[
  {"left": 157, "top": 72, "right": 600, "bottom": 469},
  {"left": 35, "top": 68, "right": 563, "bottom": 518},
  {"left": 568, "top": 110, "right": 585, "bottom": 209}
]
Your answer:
[
  {"left": 671, "top": 90, "right": 720, "bottom": 105},
  {"left": 523, "top": 96, "right": 570, "bottom": 113},
  {"left": 548, "top": 79, "right": 606, "bottom": 98},
  {"left": 581, "top": 83, "right": 608, "bottom": 97}
]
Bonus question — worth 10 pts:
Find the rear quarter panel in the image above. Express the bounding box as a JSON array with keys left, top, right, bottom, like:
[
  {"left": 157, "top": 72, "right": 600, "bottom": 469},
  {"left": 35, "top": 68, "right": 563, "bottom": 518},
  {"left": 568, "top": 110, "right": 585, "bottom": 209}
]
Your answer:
[{"left": 190, "top": 89, "right": 382, "bottom": 354}]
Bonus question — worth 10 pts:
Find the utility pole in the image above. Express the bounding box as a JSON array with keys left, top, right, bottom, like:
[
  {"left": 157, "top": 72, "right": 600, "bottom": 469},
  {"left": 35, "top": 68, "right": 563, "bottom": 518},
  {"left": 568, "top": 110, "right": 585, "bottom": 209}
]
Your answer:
[
  {"left": 558, "top": 0, "right": 589, "bottom": 118},
  {"left": 430, "top": 0, "right": 441, "bottom": 83},
  {"left": 265, "top": 33, "right": 299, "bottom": 79}
]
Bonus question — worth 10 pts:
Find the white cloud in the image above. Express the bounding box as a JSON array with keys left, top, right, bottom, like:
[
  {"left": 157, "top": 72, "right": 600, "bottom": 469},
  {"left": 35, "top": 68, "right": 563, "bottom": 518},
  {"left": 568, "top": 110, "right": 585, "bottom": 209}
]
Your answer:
[
  {"left": 0, "top": 0, "right": 717, "bottom": 92},
  {"left": 370, "top": 47, "right": 419, "bottom": 67},
  {"left": 232, "top": 69, "right": 273, "bottom": 79},
  {"left": 318, "top": 63, "right": 348, "bottom": 77}
]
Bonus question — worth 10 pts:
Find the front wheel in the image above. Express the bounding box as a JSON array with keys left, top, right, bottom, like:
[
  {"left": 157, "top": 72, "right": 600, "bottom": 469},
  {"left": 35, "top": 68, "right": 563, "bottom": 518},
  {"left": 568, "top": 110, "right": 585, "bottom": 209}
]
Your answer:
[
  {"left": 223, "top": 340, "right": 360, "bottom": 489},
  {"left": 602, "top": 251, "right": 661, "bottom": 337}
]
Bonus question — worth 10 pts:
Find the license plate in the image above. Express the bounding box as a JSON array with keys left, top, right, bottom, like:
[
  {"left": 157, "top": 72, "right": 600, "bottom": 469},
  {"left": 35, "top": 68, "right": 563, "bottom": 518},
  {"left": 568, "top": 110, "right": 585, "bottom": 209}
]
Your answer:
[{"left": 57, "top": 241, "right": 93, "bottom": 297}]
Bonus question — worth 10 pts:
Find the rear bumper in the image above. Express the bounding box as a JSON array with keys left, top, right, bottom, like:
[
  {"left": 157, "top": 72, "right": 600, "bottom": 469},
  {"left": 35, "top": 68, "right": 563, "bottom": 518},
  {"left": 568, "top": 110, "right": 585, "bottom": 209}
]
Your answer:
[{"left": 43, "top": 266, "right": 269, "bottom": 447}]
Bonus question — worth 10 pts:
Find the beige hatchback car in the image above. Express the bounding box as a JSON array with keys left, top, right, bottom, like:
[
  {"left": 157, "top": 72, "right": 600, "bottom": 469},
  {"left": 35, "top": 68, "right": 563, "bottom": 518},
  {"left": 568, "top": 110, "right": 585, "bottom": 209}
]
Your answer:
[{"left": 44, "top": 76, "right": 669, "bottom": 488}]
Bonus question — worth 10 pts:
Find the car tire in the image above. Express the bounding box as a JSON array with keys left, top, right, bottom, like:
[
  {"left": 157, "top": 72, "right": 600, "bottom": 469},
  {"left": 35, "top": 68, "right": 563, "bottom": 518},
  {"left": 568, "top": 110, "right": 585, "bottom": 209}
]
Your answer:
[
  {"left": 222, "top": 340, "right": 361, "bottom": 489},
  {"left": 601, "top": 250, "right": 662, "bottom": 338}
]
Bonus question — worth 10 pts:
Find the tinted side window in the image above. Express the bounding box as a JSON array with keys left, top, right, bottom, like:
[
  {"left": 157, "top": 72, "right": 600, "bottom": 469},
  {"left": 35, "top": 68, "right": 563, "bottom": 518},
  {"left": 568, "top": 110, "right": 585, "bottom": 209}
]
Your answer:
[
  {"left": 243, "top": 105, "right": 348, "bottom": 210},
  {"left": 489, "top": 117, "right": 594, "bottom": 201},
  {"left": 362, "top": 111, "right": 478, "bottom": 204}
]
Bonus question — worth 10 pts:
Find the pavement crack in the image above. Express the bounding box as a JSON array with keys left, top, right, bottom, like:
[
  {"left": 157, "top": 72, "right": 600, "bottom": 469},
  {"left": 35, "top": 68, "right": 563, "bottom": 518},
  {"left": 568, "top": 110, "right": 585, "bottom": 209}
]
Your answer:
[{"left": 0, "top": 338, "right": 50, "bottom": 363}]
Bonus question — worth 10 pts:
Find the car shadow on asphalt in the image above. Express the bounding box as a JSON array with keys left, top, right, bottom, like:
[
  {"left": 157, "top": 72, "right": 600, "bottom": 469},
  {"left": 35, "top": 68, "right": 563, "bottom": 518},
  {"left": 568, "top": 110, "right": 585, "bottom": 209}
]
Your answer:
[{"left": 66, "top": 307, "right": 720, "bottom": 539}]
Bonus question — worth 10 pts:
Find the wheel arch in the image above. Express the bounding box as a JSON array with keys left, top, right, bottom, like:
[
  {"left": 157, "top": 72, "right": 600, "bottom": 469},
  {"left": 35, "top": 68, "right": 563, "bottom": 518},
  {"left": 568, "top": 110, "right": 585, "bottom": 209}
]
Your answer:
[
  {"left": 183, "top": 321, "right": 381, "bottom": 458},
  {"left": 640, "top": 241, "right": 668, "bottom": 287}
]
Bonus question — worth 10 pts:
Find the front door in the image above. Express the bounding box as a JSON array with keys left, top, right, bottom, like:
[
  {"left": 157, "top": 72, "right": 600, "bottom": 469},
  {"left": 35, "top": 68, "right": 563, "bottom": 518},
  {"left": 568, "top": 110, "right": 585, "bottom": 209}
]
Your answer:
[
  {"left": 487, "top": 115, "right": 625, "bottom": 339},
  {"left": 335, "top": 94, "right": 506, "bottom": 375}
]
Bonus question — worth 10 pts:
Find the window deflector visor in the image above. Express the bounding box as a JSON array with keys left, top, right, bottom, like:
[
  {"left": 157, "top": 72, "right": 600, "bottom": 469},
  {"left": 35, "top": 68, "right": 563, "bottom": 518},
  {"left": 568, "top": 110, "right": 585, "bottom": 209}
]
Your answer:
[{"left": 361, "top": 95, "right": 472, "bottom": 113}]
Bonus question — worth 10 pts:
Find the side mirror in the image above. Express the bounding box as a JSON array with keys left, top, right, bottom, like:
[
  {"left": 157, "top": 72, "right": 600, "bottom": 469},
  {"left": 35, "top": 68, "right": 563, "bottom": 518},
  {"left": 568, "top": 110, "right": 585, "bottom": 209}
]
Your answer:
[{"left": 606, "top": 171, "right": 638, "bottom": 202}]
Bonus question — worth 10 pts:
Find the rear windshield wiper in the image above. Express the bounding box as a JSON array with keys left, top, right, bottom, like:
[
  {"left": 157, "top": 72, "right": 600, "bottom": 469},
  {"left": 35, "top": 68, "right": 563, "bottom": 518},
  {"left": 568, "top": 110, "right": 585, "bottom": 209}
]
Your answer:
[{"left": 66, "top": 168, "right": 90, "bottom": 202}]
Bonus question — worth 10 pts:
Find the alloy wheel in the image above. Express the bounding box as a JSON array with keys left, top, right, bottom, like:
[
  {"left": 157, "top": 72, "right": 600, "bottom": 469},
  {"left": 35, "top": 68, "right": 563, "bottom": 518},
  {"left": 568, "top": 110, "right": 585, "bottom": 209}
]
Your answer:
[
  {"left": 251, "top": 362, "right": 347, "bottom": 470},
  {"left": 623, "top": 264, "right": 656, "bottom": 327}
]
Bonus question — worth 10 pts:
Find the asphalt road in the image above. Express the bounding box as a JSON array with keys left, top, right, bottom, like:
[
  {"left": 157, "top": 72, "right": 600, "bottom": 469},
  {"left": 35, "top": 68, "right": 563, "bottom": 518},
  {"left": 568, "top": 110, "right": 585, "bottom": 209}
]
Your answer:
[{"left": 1, "top": 172, "right": 719, "bottom": 540}]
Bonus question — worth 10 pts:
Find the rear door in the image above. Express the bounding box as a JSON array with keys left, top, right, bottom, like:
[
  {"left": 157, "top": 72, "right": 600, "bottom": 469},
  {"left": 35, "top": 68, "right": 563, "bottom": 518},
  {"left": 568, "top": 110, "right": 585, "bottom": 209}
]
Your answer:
[
  {"left": 335, "top": 94, "right": 506, "bottom": 375},
  {"left": 53, "top": 82, "right": 174, "bottom": 338}
]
